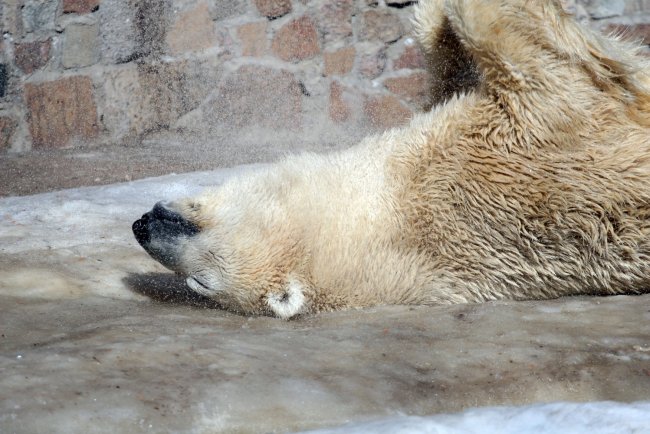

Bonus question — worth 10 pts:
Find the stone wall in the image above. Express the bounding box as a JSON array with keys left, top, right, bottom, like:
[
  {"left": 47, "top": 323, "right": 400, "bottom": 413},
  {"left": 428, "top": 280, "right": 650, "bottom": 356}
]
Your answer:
[{"left": 1, "top": 0, "right": 649, "bottom": 154}]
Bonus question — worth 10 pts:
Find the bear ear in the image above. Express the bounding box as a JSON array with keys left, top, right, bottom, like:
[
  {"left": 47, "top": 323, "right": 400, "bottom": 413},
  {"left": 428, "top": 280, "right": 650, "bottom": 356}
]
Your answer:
[{"left": 266, "top": 277, "right": 307, "bottom": 320}]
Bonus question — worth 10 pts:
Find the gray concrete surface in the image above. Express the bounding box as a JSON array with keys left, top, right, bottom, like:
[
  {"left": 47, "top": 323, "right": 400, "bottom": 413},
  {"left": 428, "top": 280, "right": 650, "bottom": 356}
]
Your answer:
[
  {"left": 0, "top": 133, "right": 349, "bottom": 197},
  {"left": 1, "top": 166, "right": 649, "bottom": 433}
]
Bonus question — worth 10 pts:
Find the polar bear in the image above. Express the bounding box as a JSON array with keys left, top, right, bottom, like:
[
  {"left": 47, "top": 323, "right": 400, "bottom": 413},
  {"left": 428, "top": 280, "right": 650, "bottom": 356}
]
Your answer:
[{"left": 133, "top": 0, "right": 650, "bottom": 319}]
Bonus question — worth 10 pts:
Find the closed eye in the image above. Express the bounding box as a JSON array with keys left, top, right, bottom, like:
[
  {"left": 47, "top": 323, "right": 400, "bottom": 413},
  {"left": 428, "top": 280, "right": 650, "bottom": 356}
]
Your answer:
[{"left": 189, "top": 276, "right": 209, "bottom": 289}]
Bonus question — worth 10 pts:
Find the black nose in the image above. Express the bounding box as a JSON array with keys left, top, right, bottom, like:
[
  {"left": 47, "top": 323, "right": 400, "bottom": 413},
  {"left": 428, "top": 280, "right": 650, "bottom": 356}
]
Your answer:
[
  {"left": 132, "top": 202, "right": 200, "bottom": 269},
  {"left": 133, "top": 202, "right": 199, "bottom": 242},
  {"left": 132, "top": 211, "right": 151, "bottom": 246}
]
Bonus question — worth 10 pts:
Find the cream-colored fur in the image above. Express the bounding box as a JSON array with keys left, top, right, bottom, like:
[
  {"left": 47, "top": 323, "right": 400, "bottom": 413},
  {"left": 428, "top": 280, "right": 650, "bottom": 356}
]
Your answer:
[{"left": 159, "top": 0, "right": 650, "bottom": 318}]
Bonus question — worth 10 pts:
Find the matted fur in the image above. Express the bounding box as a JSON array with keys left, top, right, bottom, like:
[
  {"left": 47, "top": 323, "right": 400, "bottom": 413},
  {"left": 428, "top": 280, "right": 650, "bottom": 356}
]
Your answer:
[{"left": 136, "top": 0, "right": 650, "bottom": 318}]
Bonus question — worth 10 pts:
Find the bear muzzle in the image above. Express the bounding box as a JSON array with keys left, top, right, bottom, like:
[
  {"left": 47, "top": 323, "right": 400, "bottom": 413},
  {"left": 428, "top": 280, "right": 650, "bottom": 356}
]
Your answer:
[{"left": 132, "top": 201, "right": 200, "bottom": 270}]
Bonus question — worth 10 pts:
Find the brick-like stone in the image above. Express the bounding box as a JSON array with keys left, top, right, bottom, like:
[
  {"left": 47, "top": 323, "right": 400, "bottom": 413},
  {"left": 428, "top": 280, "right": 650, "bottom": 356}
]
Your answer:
[
  {"left": 583, "top": 0, "right": 625, "bottom": 19},
  {"left": 254, "top": 0, "right": 292, "bottom": 19},
  {"left": 358, "top": 45, "right": 386, "bottom": 79},
  {"left": 208, "top": 0, "right": 247, "bottom": 21},
  {"left": 99, "top": 0, "right": 138, "bottom": 63},
  {"left": 25, "top": 76, "right": 99, "bottom": 148},
  {"left": 100, "top": 0, "right": 169, "bottom": 63},
  {"left": 237, "top": 21, "right": 268, "bottom": 57},
  {"left": 272, "top": 16, "right": 320, "bottom": 62},
  {"left": 394, "top": 42, "right": 426, "bottom": 70},
  {"left": 363, "top": 94, "right": 412, "bottom": 130},
  {"left": 318, "top": 0, "right": 353, "bottom": 43},
  {"left": 216, "top": 26, "right": 236, "bottom": 59},
  {"left": 137, "top": 57, "right": 222, "bottom": 130},
  {"left": 329, "top": 81, "right": 351, "bottom": 123},
  {"left": 2, "top": 0, "right": 24, "bottom": 36},
  {"left": 359, "top": 10, "right": 403, "bottom": 43},
  {"left": 63, "top": 0, "right": 100, "bottom": 14},
  {"left": 167, "top": 1, "right": 215, "bottom": 55},
  {"left": 14, "top": 39, "right": 51, "bottom": 74},
  {"left": 605, "top": 23, "right": 650, "bottom": 45},
  {"left": 208, "top": 65, "right": 302, "bottom": 130},
  {"left": 384, "top": 71, "right": 430, "bottom": 109},
  {"left": 103, "top": 58, "right": 221, "bottom": 138},
  {"left": 324, "top": 47, "right": 355, "bottom": 76},
  {"left": 62, "top": 23, "right": 100, "bottom": 68},
  {"left": 101, "top": 65, "right": 151, "bottom": 138},
  {"left": 624, "top": 0, "right": 650, "bottom": 14},
  {"left": 0, "top": 117, "right": 17, "bottom": 150},
  {"left": 22, "top": 0, "right": 58, "bottom": 34}
]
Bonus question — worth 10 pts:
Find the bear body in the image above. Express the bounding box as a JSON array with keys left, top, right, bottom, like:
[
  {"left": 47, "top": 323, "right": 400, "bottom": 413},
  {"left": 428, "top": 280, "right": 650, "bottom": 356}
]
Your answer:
[{"left": 133, "top": 0, "right": 650, "bottom": 318}]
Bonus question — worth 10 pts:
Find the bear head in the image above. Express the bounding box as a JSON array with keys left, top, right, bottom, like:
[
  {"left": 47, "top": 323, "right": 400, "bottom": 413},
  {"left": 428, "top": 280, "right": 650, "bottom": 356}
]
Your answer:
[{"left": 132, "top": 175, "right": 312, "bottom": 319}]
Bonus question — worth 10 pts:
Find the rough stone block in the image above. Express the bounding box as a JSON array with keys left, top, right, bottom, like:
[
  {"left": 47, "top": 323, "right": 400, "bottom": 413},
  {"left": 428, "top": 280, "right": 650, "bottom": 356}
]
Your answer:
[
  {"left": 254, "top": 0, "right": 292, "bottom": 19},
  {"left": 272, "top": 16, "right": 320, "bottom": 62},
  {"left": 99, "top": 0, "right": 139, "bottom": 63},
  {"left": 393, "top": 41, "right": 426, "bottom": 70},
  {"left": 237, "top": 21, "right": 268, "bottom": 57},
  {"left": 100, "top": 65, "right": 151, "bottom": 138},
  {"left": 138, "top": 62, "right": 195, "bottom": 129},
  {"left": 2, "top": 0, "right": 24, "bottom": 36},
  {"left": 359, "top": 9, "right": 403, "bottom": 43},
  {"left": 24, "top": 76, "right": 99, "bottom": 148},
  {"left": 216, "top": 25, "right": 236, "bottom": 59},
  {"left": 357, "top": 45, "right": 386, "bottom": 79},
  {"left": 63, "top": 0, "right": 100, "bottom": 14},
  {"left": 583, "top": 0, "right": 625, "bottom": 19},
  {"left": 318, "top": 0, "right": 353, "bottom": 43},
  {"left": 99, "top": 59, "right": 216, "bottom": 139},
  {"left": 62, "top": 23, "right": 100, "bottom": 68},
  {"left": 384, "top": 71, "right": 429, "bottom": 109},
  {"left": 329, "top": 81, "right": 351, "bottom": 123},
  {"left": 14, "top": 39, "right": 51, "bottom": 74},
  {"left": 137, "top": 57, "right": 221, "bottom": 129},
  {"left": 208, "top": 65, "right": 302, "bottom": 130},
  {"left": 209, "top": 0, "right": 248, "bottom": 21},
  {"left": 324, "top": 47, "right": 355, "bottom": 76},
  {"left": 22, "top": 0, "right": 58, "bottom": 34},
  {"left": 363, "top": 94, "right": 412, "bottom": 130},
  {"left": 166, "top": 1, "right": 215, "bottom": 55},
  {"left": 0, "top": 116, "right": 17, "bottom": 150},
  {"left": 100, "top": 0, "right": 169, "bottom": 63},
  {"left": 624, "top": 0, "right": 650, "bottom": 14}
]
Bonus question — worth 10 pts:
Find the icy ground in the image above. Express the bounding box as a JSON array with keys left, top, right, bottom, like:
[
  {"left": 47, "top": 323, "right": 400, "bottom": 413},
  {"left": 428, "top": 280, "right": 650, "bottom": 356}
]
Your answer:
[
  {"left": 302, "top": 401, "right": 650, "bottom": 433},
  {"left": 1, "top": 166, "right": 649, "bottom": 433}
]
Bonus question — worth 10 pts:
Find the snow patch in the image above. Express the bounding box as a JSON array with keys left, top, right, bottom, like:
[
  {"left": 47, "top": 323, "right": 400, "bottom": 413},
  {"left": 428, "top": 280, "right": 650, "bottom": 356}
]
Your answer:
[{"left": 300, "top": 401, "right": 650, "bottom": 434}]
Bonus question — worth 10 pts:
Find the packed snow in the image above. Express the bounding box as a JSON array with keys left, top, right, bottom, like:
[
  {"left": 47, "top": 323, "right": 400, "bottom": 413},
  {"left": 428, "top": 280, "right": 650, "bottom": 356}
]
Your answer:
[{"left": 301, "top": 401, "right": 650, "bottom": 434}]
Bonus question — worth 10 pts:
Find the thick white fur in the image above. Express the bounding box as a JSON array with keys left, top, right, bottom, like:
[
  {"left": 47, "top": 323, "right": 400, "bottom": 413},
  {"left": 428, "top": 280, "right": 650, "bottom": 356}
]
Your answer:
[{"left": 162, "top": 0, "right": 650, "bottom": 318}]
